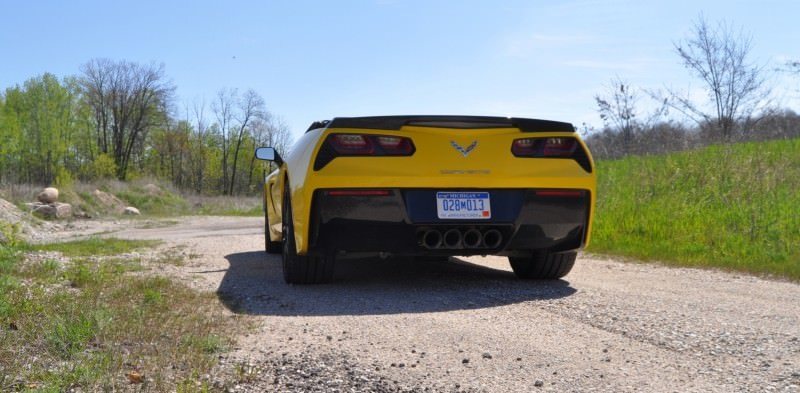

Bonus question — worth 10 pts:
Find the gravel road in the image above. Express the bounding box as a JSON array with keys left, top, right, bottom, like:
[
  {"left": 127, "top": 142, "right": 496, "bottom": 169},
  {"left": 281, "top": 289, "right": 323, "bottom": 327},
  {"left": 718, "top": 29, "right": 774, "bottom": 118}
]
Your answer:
[{"left": 107, "top": 216, "right": 799, "bottom": 392}]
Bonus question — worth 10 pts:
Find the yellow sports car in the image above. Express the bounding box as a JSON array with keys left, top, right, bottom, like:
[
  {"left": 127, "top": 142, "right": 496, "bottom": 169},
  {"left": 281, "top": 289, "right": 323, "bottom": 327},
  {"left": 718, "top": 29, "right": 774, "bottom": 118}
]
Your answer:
[{"left": 256, "top": 116, "right": 595, "bottom": 284}]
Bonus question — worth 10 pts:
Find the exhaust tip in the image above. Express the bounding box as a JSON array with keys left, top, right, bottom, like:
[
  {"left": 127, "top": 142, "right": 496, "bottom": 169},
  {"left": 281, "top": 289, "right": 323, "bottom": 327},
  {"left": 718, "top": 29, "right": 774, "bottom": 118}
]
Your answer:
[
  {"left": 443, "top": 229, "right": 463, "bottom": 249},
  {"left": 422, "top": 230, "right": 443, "bottom": 249},
  {"left": 463, "top": 229, "right": 482, "bottom": 248},
  {"left": 482, "top": 229, "right": 503, "bottom": 249}
]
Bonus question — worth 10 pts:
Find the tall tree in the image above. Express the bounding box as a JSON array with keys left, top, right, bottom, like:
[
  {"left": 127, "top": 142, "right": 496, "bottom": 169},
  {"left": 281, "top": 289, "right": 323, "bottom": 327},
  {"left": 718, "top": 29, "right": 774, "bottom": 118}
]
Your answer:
[
  {"left": 212, "top": 88, "right": 236, "bottom": 193},
  {"left": 670, "top": 16, "right": 769, "bottom": 140},
  {"left": 228, "top": 89, "right": 265, "bottom": 195},
  {"left": 79, "top": 59, "right": 175, "bottom": 179}
]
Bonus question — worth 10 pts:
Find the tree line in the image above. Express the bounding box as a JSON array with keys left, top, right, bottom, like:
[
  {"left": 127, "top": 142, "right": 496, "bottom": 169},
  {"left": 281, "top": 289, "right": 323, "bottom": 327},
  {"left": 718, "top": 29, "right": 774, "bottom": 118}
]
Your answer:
[
  {"left": 0, "top": 59, "right": 291, "bottom": 195},
  {"left": 588, "top": 16, "right": 800, "bottom": 159}
]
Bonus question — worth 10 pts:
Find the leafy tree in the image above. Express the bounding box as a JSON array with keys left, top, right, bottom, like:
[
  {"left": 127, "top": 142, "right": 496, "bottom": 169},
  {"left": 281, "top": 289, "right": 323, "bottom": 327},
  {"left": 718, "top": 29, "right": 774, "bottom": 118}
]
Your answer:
[{"left": 79, "top": 59, "right": 175, "bottom": 179}]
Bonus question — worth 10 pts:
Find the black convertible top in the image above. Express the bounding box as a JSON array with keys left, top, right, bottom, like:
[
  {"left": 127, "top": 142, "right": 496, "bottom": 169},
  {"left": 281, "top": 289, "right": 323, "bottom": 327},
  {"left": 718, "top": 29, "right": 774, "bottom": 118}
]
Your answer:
[{"left": 306, "top": 116, "right": 575, "bottom": 133}]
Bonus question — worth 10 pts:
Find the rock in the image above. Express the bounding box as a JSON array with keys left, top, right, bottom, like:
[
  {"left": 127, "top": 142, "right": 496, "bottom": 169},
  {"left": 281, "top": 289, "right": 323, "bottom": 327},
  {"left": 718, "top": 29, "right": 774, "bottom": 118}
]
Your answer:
[
  {"left": 33, "top": 202, "right": 72, "bottom": 219},
  {"left": 92, "top": 189, "right": 126, "bottom": 213},
  {"left": 534, "top": 380, "right": 544, "bottom": 387},
  {"left": 54, "top": 203, "right": 72, "bottom": 219},
  {"left": 32, "top": 204, "right": 56, "bottom": 218},
  {"left": 462, "top": 358, "right": 469, "bottom": 364},
  {"left": 124, "top": 206, "right": 141, "bottom": 215},
  {"left": 37, "top": 187, "right": 59, "bottom": 203},
  {"left": 482, "top": 352, "right": 492, "bottom": 359}
]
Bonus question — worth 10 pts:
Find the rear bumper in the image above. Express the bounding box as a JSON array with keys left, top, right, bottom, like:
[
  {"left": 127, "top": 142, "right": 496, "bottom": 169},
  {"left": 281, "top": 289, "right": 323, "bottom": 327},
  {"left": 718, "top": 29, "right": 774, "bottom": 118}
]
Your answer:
[{"left": 306, "top": 188, "right": 590, "bottom": 257}]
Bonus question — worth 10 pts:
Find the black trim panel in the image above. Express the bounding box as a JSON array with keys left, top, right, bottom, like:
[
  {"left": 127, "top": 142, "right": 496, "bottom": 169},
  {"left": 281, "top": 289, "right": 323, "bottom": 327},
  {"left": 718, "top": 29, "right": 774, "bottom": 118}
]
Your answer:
[
  {"left": 306, "top": 188, "right": 590, "bottom": 257},
  {"left": 309, "top": 116, "right": 575, "bottom": 133}
]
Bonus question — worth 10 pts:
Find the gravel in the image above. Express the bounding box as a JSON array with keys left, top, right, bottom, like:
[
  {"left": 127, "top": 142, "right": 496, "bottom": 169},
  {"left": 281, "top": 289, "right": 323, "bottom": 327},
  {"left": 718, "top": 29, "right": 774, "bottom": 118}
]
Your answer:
[{"left": 94, "top": 216, "right": 800, "bottom": 392}]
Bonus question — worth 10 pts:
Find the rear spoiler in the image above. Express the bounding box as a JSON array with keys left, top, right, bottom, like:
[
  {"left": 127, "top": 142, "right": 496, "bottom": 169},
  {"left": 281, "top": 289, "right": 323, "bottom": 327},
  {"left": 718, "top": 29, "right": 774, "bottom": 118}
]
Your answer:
[{"left": 306, "top": 116, "right": 575, "bottom": 133}]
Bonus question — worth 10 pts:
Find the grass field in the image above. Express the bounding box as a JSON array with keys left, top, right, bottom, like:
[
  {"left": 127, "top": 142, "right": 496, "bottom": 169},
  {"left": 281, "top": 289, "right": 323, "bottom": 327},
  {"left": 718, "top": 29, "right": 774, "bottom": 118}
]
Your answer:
[
  {"left": 0, "top": 237, "right": 236, "bottom": 391},
  {"left": 588, "top": 138, "right": 800, "bottom": 280}
]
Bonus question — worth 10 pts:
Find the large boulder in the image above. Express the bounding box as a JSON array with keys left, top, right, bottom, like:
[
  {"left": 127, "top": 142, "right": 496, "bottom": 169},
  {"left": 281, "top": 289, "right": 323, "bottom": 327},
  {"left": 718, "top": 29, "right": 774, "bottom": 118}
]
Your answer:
[
  {"left": 32, "top": 202, "right": 72, "bottom": 219},
  {"left": 123, "top": 206, "right": 141, "bottom": 215},
  {"left": 37, "top": 187, "right": 59, "bottom": 204},
  {"left": 54, "top": 203, "right": 72, "bottom": 219}
]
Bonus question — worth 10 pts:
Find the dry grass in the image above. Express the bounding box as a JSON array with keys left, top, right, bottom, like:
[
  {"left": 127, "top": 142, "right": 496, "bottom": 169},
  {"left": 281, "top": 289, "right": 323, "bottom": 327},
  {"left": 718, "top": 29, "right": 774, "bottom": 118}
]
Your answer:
[
  {"left": 0, "top": 237, "right": 239, "bottom": 391},
  {"left": 1, "top": 178, "right": 261, "bottom": 218}
]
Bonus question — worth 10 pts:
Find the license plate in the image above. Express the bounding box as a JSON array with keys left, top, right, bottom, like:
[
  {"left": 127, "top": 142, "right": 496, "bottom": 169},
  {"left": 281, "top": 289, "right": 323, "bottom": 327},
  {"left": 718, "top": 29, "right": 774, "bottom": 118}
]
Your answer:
[{"left": 436, "top": 192, "right": 491, "bottom": 219}]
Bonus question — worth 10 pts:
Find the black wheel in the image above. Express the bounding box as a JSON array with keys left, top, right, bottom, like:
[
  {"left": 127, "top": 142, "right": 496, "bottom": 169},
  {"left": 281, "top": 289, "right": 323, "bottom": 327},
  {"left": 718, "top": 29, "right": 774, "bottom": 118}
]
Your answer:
[
  {"left": 508, "top": 251, "right": 576, "bottom": 279},
  {"left": 281, "top": 184, "right": 335, "bottom": 284},
  {"left": 265, "top": 209, "right": 282, "bottom": 254}
]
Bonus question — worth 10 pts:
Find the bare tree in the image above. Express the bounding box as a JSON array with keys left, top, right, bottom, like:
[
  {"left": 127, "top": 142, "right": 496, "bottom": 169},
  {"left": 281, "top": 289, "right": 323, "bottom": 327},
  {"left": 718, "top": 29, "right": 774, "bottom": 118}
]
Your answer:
[
  {"left": 212, "top": 88, "right": 236, "bottom": 193},
  {"left": 595, "top": 78, "right": 668, "bottom": 154},
  {"left": 80, "top": 59, "right": 175, "bottom": 179},
  {"left": 595, "top": 78, "right": 639, "bottom": 154},
  {"left": 246, "top": 116, "right": 293, "bottom": 189},
  {"left": 228, "top": 89, "right": 265, "bottom": 195},
  {"left": 189, "top": 98, "right": 209, "bottom": 193},
  {"left": 670, "top": 16, "right": 769, "bottom": 140}
]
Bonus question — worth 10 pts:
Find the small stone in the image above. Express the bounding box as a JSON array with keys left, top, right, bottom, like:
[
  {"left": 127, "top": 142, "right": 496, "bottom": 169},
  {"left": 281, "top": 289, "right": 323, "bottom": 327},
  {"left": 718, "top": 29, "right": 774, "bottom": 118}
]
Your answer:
[
  {"left": 516, "top": 357, "right": 522, "bottom": 361},
  {"left": 326, "top": 335, "right": 333, "bottom": 341},
  {"left": 398, "top": 363, "right": 405, "bottom": 368},
  {"left": 462, "top": 359, "right": 469, "bottom": 364},
  {"left": 124, "top": 206, "right": 141, "bottom": 215},
  {"left": 482, "top": 352, "right": 492, "bottom": 359},
  {"left": 534, "top": 380, "right": 544, "bottom": 387}
]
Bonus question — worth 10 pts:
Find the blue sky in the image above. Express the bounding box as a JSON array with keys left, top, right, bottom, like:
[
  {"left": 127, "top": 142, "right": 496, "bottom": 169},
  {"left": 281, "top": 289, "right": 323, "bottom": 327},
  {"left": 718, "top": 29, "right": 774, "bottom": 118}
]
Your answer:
[{"left": 1, "top": 0, "right": 798, "bottom": 139}]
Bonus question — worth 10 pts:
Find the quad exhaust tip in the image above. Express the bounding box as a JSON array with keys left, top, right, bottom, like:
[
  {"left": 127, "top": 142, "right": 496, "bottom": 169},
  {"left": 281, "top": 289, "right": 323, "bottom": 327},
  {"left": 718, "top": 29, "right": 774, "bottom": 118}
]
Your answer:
[
  {"left": 422, "top": 230, "right": 443, "bottom": 249},
  {"left": 420, "top": 228, "right": 504, "bottom": 250},
  {"left": 482, "top": 229, "right": 502, "bottom": 249},
  {"left": 443, "top": 229, "right": 463, "bottom": 249},
  {"left": 463, "top": 229, "right": 482, "bottom": 248}
]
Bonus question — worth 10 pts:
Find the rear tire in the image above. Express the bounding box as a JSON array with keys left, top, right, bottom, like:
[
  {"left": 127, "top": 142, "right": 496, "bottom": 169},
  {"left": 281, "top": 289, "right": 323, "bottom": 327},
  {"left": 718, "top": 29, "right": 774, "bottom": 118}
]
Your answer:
[
  {"left": 265, "top": 210, "right": 282, "bottom": 254},
  {"left": 281, "top": 184, "right": 335, "bottom": 284},
  {"left": 509, "top": 251, "right": 576, "bottom": 279}
]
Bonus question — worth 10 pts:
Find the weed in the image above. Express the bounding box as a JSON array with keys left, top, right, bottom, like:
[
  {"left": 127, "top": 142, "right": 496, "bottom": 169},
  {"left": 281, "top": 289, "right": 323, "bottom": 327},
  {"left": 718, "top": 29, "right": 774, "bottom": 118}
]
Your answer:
[
  {"left": 0, "top": 240, "right": 236, "bottom": 391},
  {"left": 589, "top": 138, "right": 800, "bottom": 279},
  {"left": 28, "top": 237, "right": 159, "bottom": 257}
]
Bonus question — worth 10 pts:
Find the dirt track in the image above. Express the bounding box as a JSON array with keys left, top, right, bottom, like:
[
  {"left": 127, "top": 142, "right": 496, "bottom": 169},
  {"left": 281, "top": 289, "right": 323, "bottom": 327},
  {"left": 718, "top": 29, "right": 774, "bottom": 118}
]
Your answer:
[{"left": 101, "top": 216, "right": 799, "bottom": 392}]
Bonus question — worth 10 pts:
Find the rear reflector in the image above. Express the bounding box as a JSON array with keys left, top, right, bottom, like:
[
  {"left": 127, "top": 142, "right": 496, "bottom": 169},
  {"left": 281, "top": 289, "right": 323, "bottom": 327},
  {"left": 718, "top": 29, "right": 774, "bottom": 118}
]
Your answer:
[
  {"left": 325, "top": 190, "right": 392, "bottom": 196},
  {"left": 535, "top": 190, "right": 584, "bottom": 198}
]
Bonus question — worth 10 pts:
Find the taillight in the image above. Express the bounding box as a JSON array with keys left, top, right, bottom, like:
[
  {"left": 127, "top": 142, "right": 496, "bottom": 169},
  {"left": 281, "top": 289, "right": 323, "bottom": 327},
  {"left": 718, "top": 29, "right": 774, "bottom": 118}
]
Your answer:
[
  {"left": 330, "top": 134, "right": 374, "bottom": 154},
  {"left": 314, "top": 133, "right": 416, "bottom": 170},
  {"left": 375, "top": 136, "right": 414, "bottom": 154},
  {"left": 511, "top": 137, "right": 592, "bottom": 173},
  {"left": 326, "top": 133, "right": 415, "bottom": 156},
  {"left": 512, "top": 137, "right": 577, "bottom": 157}
]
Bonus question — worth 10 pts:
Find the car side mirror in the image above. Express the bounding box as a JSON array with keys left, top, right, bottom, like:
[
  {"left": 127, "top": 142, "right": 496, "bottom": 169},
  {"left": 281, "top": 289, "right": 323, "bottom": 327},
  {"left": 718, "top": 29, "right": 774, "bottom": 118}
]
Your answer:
[{"left": 255, "top": 147, "right": 283, "bottom": 165}]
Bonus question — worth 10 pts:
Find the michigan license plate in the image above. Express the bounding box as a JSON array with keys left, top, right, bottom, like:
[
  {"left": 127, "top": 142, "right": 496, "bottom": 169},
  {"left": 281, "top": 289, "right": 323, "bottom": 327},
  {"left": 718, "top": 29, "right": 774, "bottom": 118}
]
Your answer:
[{"left": 436, "top": 192, "right": 491, "bottom": 219}]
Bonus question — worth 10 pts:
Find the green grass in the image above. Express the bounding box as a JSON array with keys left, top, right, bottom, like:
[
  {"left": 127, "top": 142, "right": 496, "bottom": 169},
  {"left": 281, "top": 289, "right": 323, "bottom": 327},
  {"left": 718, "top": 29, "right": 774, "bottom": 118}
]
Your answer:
[
  {"left": 589, "top": 138, "right": 800, "bottom": 279},
  {"left": 0, "top": 237, "right": 237, "bottom": 391},
  {"left": 26, "top": 237, "right": 160, "bottom": 257}
]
